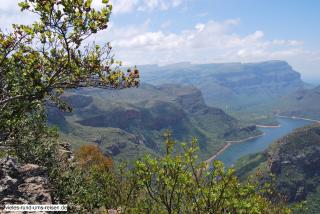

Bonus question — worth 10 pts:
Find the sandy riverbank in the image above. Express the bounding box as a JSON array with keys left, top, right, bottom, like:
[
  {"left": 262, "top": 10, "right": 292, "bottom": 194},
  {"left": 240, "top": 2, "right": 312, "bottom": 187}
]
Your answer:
[
  {"left": 226, "top": 133, "right": 265, "bottom": 143},
  {"left": 205, "top": 133, "right": 264, "bottom": 164},
  {"left": 256, "top": 124, "right": 281, "bottom": 128},
  {"left": 205, "top": 143, "right": 231, "bottom": 164}
]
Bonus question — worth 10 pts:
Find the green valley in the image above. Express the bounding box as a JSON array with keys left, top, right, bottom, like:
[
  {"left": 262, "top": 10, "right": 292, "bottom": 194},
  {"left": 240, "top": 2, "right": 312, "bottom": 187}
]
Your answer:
[{"left": 48, "top": 84, "right": 261, "bottom": 162}]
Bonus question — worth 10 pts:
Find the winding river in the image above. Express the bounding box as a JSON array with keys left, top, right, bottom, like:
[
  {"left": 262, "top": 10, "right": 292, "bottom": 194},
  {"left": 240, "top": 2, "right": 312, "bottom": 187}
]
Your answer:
[{"left": 216, "top": 117, "right": 314, "bottom": 167}]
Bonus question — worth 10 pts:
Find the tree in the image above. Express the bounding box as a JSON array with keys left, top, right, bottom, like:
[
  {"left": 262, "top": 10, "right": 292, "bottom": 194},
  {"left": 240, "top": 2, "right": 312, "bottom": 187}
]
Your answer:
[
  {"left": 75, "top": 144, "right": 113, "bottom": 171},
  {"left": 0, "top": 1, "right": 293, "bottom": 213},
  {"left": 56, "top": 144, "right": 140, "bottom": 213},
  {"left": 132, "top": 133, "right": 291, "bottom": 214},
  {"left": 60, "top": 133, "right": 290, "bottom": 213},
  {"left": 0, "top": 0, "right": 139, "bottom": 156}
]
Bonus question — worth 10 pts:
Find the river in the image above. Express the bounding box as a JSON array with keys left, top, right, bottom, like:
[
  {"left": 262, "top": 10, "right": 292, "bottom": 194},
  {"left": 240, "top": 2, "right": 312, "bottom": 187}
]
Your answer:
[{"left": 216, "top": 117, "right": 314, "bottom": 167}]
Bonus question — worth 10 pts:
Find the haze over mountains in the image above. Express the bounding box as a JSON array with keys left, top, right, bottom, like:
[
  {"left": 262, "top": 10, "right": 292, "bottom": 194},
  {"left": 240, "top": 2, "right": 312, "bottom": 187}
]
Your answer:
[
  {"left": 140, "top": 60, "right": 306, "bottom": 116},
  {"left": 280, "top": 85, "right": 320, "bottom": 120},
  {"left": 48, "top": 60, "right": 319, "bottom": 162}
]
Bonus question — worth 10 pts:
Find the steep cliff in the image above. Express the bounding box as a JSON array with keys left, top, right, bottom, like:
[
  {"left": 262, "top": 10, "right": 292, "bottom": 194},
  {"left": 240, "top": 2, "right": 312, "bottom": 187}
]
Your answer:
[
  {"left": 235, "top": 124, "right": 320, "bottom": 203},
  {"left": 48, "top": 84, "right": 261, "bottom": 161},
  {"left": 0, "top": 157, "right": 53, "bottom": 213},
  {"left": 140, "top": 61, "right": 305, "bottom": 116}
]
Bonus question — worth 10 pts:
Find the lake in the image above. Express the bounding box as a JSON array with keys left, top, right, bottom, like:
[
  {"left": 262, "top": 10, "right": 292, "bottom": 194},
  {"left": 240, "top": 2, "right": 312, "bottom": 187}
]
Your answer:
[{"left": 217, "top": 117, "right": 314, "bottom": 166}]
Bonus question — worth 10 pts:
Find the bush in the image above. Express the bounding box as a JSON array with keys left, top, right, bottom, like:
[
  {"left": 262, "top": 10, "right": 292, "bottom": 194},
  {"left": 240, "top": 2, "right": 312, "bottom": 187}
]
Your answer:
[{"left": 54, "top": 134, "right": 291, "bottom": 214}]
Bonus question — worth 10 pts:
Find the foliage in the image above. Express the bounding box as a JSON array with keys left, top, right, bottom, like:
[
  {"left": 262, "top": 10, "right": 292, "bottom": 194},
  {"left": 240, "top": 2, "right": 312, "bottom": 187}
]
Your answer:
[
  {"left": 0, "top": 103, "right": 60, "bottom": 167},
  {"left": 75, "top": 144, "right": 113, "bottom": 171},
  {"left": 0, "top": 1, "right": 138, "bottom": 210},
  {"left": 292, "top": 187, "right": 320, "bottom": 214},
  {"left": 131, "top": 132, "right": 290, "bottom": 214},
  {"left": 48, "top": 84, "right": 261, "bottom": 163},
  {"left": 55, "top": 145, "right": 140, "bottom": 213},
  {"left": 0, "top": 0, "right": 139, "bottom": 150},
  {"left": 0, "top": 1, "right": 295, "bottom": 213},
  {"left": 235, "top": 124, "right": 320, "bottom": 205},
  {"left": 55, "top": 132, "right": 291, "bottom": 213}
]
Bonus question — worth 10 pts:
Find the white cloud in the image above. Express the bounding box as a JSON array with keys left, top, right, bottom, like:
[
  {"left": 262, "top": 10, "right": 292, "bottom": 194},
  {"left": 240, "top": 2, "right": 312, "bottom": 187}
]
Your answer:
[
  {"left": 92, "top": 18, "right": 319, "bottom": 81},
  {"left": 0, "top": 1, "right": 318, "bottom": 81},
  {"left": 91, "top": 0, "right": 184, "bottom": 14},
  {"left": 0, "top": 0, "right": 185, "bottom": 28},
  {"left": 272, "top": 39, "right": 304, "bottom": 46},
  {"left": 195, "top": 23, "right": 205, "bottom": 32},
  {"left": 0, "top": 0, "right": 20, "bottom": 11},
  {"left": 107, "top": 19, "right": 262, "bottom": 52},
  {"left": 0, "top": 0, "right": 37, "bottom": 30},
  {"left": 161, "top": 20, "right": 172, "bottom": 29},
  {"left": 137, "top": 0, "right": 182, "bottom": 12}
]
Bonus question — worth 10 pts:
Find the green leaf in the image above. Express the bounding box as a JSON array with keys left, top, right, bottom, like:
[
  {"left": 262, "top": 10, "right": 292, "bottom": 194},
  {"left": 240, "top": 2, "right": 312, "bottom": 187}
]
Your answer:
[
  {"left": 18, "top": 2, "right": 30, "bottom": 11},
  {"left": 85, "top": 0, "right": 92, "bottom": 8}
]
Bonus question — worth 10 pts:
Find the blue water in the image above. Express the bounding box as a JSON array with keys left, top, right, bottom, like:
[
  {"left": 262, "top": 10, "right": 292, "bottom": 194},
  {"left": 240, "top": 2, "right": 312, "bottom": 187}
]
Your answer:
[{"left": 217, "top": 118, "right": 313, "bottom": 167}]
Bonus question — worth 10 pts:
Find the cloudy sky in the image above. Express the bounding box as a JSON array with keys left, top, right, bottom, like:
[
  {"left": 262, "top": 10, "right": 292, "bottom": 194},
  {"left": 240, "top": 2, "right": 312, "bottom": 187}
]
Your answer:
[{"left": 0, "top": 0, "right": 319, "bottom": 82}]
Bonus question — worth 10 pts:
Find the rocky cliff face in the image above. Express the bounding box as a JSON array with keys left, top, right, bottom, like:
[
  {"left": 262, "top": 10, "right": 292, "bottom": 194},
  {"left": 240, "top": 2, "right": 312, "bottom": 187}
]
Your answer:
[
  {"left": 267, "top": 124, "right": 320, "bottom": 202},
  {"left": 140, "top": 60, "right": 305, "bottom": 112},
  {"left": 214, "top": 61, "right": 301, "bottom": 89},
  {"left": 235, "top": 124, "right": 320, "bottom": 203},
  {"left": 0, "top": 157, "right": 53, "bottom": 213},
  {"left": 48, "top": 84, "right": 260, "bottom": 160}
]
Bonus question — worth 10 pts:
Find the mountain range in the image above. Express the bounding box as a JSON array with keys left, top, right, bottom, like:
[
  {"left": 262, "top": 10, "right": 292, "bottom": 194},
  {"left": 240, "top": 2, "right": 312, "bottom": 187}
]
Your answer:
[
  {"left": 47, "top": 60, "right": 319, "bottom": 163},
  {"left": 46, "top": 59, "right": 320, "bottom": 211},
  {"left": 48, "top": 84, "right": 260, "bottom": 161},
  {"left": 141, "top": 61, "right": 304, "bottom": 109}
]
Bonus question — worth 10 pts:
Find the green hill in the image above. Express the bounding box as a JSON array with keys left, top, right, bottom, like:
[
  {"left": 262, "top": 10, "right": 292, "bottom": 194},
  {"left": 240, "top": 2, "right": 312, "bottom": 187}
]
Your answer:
[
  {"left": 48, "top": 84, "right": 261, "bottom": 161},
  {"left": 235, "top": 123, "right": 320, "bottom": 206}
]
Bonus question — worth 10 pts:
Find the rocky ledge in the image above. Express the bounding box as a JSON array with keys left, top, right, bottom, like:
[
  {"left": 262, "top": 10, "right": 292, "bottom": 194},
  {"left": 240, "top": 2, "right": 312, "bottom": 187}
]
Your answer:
[{"left": 0, "top": 157, "right": 53, "bottom": 213}]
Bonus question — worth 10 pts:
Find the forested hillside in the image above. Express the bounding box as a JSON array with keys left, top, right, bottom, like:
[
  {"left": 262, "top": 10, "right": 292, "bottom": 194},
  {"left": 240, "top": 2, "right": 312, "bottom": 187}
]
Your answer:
[
  {"left": 0, "top": 0, "right": 311, "bottom": 213},
  {"left": 48, "top": 83, "right": 261, "bottom": 161},
  {"left": 235, "top": 123, "right": 320, "bottom": 212}
]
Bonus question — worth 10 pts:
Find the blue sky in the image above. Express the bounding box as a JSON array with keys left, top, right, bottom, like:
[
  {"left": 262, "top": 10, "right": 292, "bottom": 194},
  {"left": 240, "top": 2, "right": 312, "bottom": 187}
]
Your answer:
[
  {"left": 0, "top": 0, "right": 319, "bottom": 82},
  {"left": 112, "top": 0, "right": 319, "bottom": 48}
]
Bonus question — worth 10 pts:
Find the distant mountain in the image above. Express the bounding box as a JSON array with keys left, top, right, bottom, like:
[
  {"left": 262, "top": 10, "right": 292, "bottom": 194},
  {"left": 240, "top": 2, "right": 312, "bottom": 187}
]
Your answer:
[
  {"left": 235, "top": 123, "right": 320, "bottom": 205},
  {"left": 140, "top": 60, "right": 306, "bottom": 121},
  {"left": 279, "top": 85, "right": 320, "bottom": 120},
  {"left": 48, "top": 84, "right": 261, "bottom": 161}
]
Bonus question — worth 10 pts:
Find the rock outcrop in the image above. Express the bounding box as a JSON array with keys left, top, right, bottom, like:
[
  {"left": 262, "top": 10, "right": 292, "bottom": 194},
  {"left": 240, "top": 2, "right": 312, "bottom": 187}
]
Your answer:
[
  {"left": 0, "top": 157, "right": 53, "bottom": 213},
  {"left": 235, "top": 124, "right": 320, "bottom": 203},
  {"left": 48, "top": 83, "right": 261, "bottom": 160},
  {"left": 267, "top": 124, "right": 320, "bottom": 202}
]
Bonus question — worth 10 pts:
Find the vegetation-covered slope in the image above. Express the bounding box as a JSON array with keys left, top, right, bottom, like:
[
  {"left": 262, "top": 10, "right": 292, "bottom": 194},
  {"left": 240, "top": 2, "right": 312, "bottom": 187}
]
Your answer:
[
  {"left": 235, "top": 123, "right": 320, "bottom": 204},
  {"left": 48, "top": 84, "right": 261, "bottom": 161},
  {"left": 0, "top": 0, "right": 292, "bottom": 213},
  {"left": 279, "top": 85, "right": 320, "bottom": 120}
]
